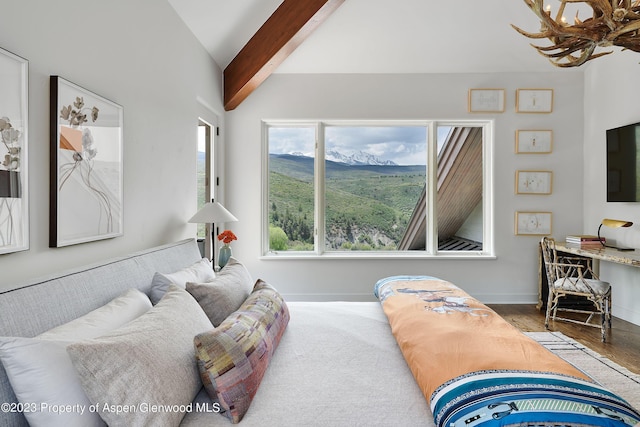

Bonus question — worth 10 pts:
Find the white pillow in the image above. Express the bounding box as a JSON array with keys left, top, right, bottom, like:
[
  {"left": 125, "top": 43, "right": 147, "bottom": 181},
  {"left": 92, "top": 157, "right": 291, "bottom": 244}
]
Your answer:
[
  {"left": 0, "top": 338, "right": 103, "bottom": 427},
  {"left": 149, "top": 258, "right": 215, "bottom": 304},
  {"left": 67, "top": 285, "right": 213, "bottom": 427},
  {"left": 38, "top": 288, "right": 152, "bottom": 341},
  {"left": 0, "top": 289, "right": 152, "bottom": 427}
]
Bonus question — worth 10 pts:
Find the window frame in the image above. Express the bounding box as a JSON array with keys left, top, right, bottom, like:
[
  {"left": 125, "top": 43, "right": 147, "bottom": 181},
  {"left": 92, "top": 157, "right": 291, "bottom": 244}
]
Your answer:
[
  {"left": 262, "top": 119, "right": 494, "bottom": 259},
  {"left": 196, "top": 116, "right": 217, "bottom": 260}
]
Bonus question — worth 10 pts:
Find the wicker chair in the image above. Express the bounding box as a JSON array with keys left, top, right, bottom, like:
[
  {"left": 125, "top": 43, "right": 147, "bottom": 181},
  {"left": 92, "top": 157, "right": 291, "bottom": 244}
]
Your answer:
[{"left": 540, "top": 236, "right": 612, "bottom": 342}]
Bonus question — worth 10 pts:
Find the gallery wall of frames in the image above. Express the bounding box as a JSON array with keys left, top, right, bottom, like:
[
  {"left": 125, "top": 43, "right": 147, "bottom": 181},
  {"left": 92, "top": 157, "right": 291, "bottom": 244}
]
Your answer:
[{"left": 469, "top": 87, "right": 555, "bottom": 237}]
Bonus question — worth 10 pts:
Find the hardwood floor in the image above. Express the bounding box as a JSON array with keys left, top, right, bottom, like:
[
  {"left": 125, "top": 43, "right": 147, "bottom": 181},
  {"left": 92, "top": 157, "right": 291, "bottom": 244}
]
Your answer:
[{"left": 489, "top": 304, "right": 640, "bottom": 374}]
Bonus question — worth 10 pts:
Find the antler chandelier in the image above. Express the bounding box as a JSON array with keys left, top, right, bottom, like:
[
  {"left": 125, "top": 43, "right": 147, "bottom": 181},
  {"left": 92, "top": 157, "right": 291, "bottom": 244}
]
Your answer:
[{"left": 512, "top": 0, "right": 640, "bottom": 67}]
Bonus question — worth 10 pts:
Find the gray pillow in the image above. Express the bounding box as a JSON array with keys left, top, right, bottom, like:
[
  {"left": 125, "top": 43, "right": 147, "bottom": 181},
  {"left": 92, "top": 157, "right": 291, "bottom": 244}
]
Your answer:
[
  {"left": 149, "top": 258, "right": 215, "bottom": 304},
  {"left": 67, "top": 285, "right": 213, "bottom": 427},
  {"left": 186, "top": 257, "right": 254, "bottom": 326}
]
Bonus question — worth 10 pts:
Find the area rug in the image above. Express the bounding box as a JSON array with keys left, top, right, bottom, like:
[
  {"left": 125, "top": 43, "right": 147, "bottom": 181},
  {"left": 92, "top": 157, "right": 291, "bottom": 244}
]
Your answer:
[{"left": 527, "top": 331, "right": 640, "bottom": 410}]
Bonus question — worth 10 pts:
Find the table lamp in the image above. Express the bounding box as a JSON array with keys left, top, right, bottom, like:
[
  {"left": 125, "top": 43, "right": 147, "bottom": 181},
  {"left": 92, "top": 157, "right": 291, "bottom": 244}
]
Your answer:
[
  {"left": 188, "top": 202, "right": 238, "bottom": 263},
  {"left": 598, "top": 218, "right": 633, "bottom": 251}
]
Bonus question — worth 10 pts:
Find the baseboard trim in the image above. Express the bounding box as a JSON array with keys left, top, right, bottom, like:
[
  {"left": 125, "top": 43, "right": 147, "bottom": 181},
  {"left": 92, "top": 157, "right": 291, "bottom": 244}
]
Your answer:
[
  {"left": 281, "top": 292, "right": 540, "bottom": 304},
  {"left": 282, "top": 293, "right": 376, "bottom": 302},
  {"left": 611, "top": 304, "right": 640, "bottom": 326},
  {"left": 477, "top": 293, "right": 539, "bottom": 304}
]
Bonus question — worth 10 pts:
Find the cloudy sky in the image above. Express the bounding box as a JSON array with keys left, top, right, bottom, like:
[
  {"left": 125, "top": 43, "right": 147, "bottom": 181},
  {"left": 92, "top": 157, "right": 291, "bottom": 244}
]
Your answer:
[{"left": 268, "top": 125, "right": 451, "bottom": 166}]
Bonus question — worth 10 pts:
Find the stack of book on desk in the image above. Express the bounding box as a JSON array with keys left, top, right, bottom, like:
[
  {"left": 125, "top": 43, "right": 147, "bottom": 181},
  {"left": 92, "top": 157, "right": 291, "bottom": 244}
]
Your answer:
[{"left": 565, "top": 235, "right": 604, "bottom": 246}]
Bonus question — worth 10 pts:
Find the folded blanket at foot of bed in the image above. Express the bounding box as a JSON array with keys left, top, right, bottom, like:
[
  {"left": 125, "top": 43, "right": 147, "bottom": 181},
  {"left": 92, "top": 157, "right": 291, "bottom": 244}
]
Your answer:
[{"left": 374, "top": 275, "right": 640, "bottom": 427}]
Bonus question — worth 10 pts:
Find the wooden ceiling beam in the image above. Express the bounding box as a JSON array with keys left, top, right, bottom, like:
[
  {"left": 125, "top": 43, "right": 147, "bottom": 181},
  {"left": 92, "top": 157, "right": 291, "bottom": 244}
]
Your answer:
[{"left": 223, "top": 0, "right": 344, "bottom": 111}]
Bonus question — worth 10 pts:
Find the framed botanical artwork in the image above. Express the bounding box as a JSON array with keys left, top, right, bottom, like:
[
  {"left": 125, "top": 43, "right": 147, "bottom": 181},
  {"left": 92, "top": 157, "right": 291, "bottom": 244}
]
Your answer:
[
  {"left": 515, "top": 211, "right": 552, "bottom": 236},
  {"left": 516, "top": 89, "right": 553, "bottom": 113},
  {"left": 0, "top": 47, "right": 29, "bottom": 255},
  {"left": 516, "top": 170, "right": 553, "bottom": 195},
  {"left": 50, "top": 76, "right": 124, "bottom": 247},
  {"left": 516, "top": 130, "right": 553, "bottom": 154},
  {"left": 468, "top": 89, "right": 505, "bottom": 113}
]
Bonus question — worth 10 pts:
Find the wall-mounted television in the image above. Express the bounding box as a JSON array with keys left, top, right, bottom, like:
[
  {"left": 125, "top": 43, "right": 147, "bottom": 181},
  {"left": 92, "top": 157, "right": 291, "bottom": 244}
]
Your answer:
[{"left": 607, "top": 121, "right": 640, "bottom": 202}]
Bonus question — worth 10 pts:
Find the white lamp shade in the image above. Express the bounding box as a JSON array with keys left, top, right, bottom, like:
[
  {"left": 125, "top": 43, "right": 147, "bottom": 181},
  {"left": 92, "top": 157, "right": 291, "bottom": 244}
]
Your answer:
[{"left": 188, "top": 202, "right": 238, "bottom": 224}]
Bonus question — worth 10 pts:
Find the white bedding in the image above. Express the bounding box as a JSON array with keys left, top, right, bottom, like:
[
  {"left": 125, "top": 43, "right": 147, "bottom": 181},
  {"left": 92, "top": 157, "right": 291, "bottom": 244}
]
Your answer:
[{"left": 182, "top": 301, "right": 432, "bottom": 426}]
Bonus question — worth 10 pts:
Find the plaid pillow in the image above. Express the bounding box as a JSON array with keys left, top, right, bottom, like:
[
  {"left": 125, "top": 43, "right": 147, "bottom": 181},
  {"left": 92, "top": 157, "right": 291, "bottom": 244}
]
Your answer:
[{"left": 194, "top": 280, "right": 290, "bottom": 423}]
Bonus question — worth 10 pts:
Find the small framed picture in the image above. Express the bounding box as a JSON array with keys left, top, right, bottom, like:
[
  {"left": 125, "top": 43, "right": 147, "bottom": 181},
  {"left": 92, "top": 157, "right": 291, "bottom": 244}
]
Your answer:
[
  {"left": 515, "top": 211, "right": 552, "bottom": 235},
  {"left": 516, "top": 89, "right": 553, "bottom": 113},
  {"left": 516, "top": 170, "right": 553, "bottom": 194},
  {"left": 516, "top": 130, "right": 553, "bottom": 154},
  {"left": 468, "top": 89, "right": 505, "bottom": 113}
]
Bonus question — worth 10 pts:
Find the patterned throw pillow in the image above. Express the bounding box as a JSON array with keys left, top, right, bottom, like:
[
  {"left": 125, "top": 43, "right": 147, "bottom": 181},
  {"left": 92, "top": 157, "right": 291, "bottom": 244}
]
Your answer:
[{"left": 194, "top": 280, "right": 290, "bottom": 423}]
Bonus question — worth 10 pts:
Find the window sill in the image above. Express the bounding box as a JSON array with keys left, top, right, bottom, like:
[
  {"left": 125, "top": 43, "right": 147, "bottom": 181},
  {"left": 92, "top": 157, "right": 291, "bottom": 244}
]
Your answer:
[{"left": 260, "top": 252, "right": 496, "bottom": 261}]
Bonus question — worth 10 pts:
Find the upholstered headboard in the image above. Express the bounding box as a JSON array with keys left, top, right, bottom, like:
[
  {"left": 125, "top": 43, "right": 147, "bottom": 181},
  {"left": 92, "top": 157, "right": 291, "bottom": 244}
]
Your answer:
[{"left": 0, "top": 238, "right": 202, "bottom": 427}]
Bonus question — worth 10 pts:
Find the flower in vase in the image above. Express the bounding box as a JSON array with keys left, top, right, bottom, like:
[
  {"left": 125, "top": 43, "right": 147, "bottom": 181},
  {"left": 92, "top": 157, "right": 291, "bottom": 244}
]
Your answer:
[{"left": 217, "top": 230, "right": 237, "bottom": 245}]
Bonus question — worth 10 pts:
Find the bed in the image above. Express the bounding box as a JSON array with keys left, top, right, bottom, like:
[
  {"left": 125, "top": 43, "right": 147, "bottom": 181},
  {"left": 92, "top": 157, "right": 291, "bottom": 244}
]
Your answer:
[
  {"left": 0, "top": 239, "right": 638, "bottom": 427},
  {"left": 183, "top": 301, "right": 431, "bottom": 426}
]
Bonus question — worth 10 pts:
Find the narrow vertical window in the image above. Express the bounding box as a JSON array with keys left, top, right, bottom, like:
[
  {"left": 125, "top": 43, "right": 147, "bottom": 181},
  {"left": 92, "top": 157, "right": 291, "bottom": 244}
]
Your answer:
[
  {"left": 197, "top": 119, "right": 214, "bottom": 258},
  {"left": 435, "top": 125, "right": 484, "bottom": 252}
]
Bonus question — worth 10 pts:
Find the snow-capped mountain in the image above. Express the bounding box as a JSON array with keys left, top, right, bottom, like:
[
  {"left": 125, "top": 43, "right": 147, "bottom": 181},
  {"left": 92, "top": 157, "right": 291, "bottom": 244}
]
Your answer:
[
  {"left": 325, "top": 150, "right": 397, "bottom": 166},
  {"left": 287, "top": 149, "right": 397, "bottom": 166}
]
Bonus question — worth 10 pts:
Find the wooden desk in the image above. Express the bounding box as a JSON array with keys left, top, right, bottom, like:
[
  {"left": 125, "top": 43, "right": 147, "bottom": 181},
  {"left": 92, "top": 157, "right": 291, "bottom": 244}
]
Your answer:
[
  {"left": 554, "top": 242, "right": 640, "bottom": 268},
  {"left": 537, "top": 242, "right": 640, "bottom": 309}
]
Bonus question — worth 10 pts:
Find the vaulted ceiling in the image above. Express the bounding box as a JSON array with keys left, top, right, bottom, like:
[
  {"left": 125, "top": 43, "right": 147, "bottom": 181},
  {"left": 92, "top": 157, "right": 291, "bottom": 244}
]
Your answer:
[{"left": 168, "top": 0, "right": 589, "bottom": 109}]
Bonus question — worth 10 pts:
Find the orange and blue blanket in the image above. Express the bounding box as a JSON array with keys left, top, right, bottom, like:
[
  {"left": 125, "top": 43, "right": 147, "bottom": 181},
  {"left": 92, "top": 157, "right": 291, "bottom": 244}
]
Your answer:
[{"left": 374, "top": 275, "right": 640, "bottom": 427}]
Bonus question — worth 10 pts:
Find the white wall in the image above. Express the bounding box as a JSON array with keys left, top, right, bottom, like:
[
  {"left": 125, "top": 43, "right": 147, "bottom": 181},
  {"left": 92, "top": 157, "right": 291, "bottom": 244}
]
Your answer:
[
  {"left": 584, "top": 52, "right": 640, "bottom": 325},
  {"left": 456, "top": 203, "right": 483, "bottom": 243},
  {"left": 226, "top": 72, "right": 585, "bottom": 303},
  {"left": 0, "top": 0, "right": 223, "bottom": 289}
]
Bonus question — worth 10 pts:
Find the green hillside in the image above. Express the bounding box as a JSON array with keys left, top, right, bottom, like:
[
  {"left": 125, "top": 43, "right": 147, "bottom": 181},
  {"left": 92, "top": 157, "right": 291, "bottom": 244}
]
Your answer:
[{"left": 269, "top": 154, "right": 425, "bottom": 250}]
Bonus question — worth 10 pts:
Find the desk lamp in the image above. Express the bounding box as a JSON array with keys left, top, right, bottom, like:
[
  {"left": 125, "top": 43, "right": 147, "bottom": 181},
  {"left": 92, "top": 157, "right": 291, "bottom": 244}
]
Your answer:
[
  {"left": 188, "top": 202, "right": 238, "bottom": 264},
  {"left": 598, "top": 218, "right": 633, "bottom": 251}
]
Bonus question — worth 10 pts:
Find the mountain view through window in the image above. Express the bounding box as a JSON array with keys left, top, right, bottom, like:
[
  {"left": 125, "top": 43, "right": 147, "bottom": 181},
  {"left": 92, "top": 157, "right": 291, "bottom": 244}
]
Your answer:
[{"left": 266, "top": 122, "right": 485, "bottom": 254}]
